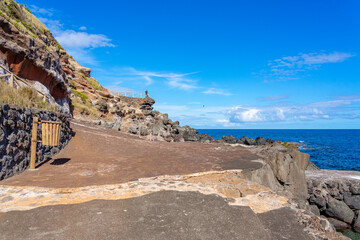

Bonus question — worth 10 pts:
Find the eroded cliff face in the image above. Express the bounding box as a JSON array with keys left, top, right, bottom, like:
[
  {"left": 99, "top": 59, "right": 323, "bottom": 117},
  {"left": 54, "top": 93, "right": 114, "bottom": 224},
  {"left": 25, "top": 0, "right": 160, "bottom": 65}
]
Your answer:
[
  {"left": 0, "top": 1, "right": 70, "bottom": 111},
  {"left": 0, "top": 0, "right": 211, "bottom": 142},
  {"left": 0, "top": 0, "right": 111, "bottom": 115}
]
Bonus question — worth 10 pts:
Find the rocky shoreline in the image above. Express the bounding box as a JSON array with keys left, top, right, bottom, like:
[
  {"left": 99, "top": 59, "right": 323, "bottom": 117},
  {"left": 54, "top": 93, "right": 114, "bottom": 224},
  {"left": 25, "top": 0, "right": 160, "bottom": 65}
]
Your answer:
[{"left": 307, "top": 169, "right": 360, "bottom": 236}]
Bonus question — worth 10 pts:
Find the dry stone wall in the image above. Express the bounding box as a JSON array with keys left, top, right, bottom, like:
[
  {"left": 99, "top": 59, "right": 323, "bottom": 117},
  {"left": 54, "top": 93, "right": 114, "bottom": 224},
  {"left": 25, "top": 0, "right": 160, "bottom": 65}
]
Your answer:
[{"left": 0, "top": 103, "right": 72, "bottom": 180}]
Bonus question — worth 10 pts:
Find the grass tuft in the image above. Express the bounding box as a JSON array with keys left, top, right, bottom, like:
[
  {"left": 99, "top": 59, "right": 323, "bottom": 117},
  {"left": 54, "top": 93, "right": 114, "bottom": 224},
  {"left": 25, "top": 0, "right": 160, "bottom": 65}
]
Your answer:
[
  {"left": 0, "top": 80, "right": 56, "bottom": 111},
  {"left": 71, "top": 89, "right": 88, "bottom": 104}
]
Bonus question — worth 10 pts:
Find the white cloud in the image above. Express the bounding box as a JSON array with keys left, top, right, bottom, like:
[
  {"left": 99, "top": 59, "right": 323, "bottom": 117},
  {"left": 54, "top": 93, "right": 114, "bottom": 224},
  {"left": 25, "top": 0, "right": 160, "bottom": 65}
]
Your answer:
[
  {"left": 224, "top": 95, "right": 360, "bottom": 123},
  {"left": 55, "top": 30, "right": 114, "bottom": 49},
  {"left": 37, "top": 18, "right": 63, "bottom": 33},
  {"left": 110, "top": 67, "right": 198, "bottom": 89},
  {"left": 30, "top": 5, "right": 54, "bottom": 16},
  {"left": 257, "top": 95, "right": 289, "bottom": 101},
  {"left": 216, "top": 119, "right": 229, "bottom": 123},
  {"left": 202, "top": 88, "right": 232, "bottom": 96},
  {"left": 33, "top": 6, "right": 114, "bottom": 66},
  {"left": 270, "top": 52, "right": 354, "bottom": 69},
  {"left": 262, "top": 52, "right": 355, "bottom": 83}
]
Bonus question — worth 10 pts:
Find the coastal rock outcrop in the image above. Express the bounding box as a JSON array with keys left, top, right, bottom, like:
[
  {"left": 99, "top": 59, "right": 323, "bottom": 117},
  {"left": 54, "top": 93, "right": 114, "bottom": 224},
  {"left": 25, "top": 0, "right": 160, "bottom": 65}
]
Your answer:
[
  {"left": 0, "top": 1, "right": 115, "bottom": 117},
  {"left": 93, "top": 96, "right": 213, "bottom": 143},
  {"left": 248, "top": 143, "right": 310, "bottom": 202},
  {"left": 0, "top": 2, "right": 70, "bottom": 113},
  {"left": 307, "top": 169, "right": 360, "bottom": 233}
]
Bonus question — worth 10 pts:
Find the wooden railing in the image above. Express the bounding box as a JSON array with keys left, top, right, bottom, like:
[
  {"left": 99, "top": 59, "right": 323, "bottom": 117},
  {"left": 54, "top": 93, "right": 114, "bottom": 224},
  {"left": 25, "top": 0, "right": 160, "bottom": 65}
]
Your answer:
[{"left": 0, "top": 65, "right": 48, "bottom": 101}]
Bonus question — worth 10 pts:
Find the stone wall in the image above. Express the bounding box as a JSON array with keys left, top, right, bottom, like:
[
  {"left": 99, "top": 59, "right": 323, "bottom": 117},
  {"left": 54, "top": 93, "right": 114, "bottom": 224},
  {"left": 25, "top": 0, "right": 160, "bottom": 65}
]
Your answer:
[
  {"left": 0, "top": 103, "right": 72, "bottom": 180},
  {"left": 306, "top": 170, "right": 360, "bottom": 233}
]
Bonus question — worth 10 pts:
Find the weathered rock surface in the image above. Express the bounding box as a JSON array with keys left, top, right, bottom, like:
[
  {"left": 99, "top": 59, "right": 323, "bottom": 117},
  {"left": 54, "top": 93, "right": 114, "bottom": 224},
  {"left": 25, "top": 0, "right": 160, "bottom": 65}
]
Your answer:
[
  {"left": 325, "top": 199, "right": 354, "bottom": 224},
  {"left": 249, "top": 143, "right": 310, "bottom": 202},
  {"left": 92, "top": 97, "right": 213, "bottom": 143},
  {"left": 307, "top": 169, "right": 360, "bottom": 233},
  {"left": 0, "top": 1, "right": 115, "bottom": 116}
]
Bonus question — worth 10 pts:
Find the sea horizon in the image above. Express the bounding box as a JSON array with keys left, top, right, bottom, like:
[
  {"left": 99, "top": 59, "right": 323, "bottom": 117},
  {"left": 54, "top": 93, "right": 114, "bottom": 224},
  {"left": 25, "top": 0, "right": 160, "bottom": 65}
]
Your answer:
[{"left": 198, "top": 129, "right": 360, "bottom": 172}]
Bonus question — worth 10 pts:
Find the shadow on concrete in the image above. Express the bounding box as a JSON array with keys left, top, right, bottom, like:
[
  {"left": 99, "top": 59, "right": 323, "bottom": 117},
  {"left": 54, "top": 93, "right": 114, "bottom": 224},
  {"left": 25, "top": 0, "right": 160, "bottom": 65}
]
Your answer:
[
  {"left": 50, "top": 158, "right": 71, "bottom": 165},
  {"left": 36, "top": 158, "right": 71, "bottom": 168}
]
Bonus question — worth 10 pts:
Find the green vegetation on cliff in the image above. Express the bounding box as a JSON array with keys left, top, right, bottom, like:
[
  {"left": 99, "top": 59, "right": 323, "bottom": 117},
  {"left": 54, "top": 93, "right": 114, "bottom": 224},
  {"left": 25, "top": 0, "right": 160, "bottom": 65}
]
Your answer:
[{"left": 0, "top": 0, "right": 61, "bottom": 52}]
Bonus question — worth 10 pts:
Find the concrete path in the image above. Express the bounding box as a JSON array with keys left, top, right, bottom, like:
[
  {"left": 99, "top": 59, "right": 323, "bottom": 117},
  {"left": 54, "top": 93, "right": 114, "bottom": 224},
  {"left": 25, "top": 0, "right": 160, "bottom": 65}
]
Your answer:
[
  {"left": 1, "top": 120, "right": 263, "bottom": 188},
  {"left": 0, "top": 120, "right": 318, "bottom": 240},
  {"left": 0, "top": 191, "right": 275, "bottom": 240}
]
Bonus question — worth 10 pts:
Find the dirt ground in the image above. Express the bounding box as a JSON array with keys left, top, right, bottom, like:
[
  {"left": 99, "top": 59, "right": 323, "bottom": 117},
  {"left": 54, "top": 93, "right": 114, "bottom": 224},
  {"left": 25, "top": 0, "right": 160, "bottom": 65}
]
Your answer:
[{"left": 1, "top": 120, "right": 263, "bottom": 188}]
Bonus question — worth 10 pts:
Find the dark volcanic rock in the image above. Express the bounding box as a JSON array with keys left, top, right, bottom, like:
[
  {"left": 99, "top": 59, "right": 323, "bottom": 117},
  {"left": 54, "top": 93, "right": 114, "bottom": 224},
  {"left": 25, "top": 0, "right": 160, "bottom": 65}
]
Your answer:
[
  {"left": 325, "top": 198, "right": 354, "bottom": 224},
  {"left": 197, "top": 134, "right": 213, "bottom": 143},
  {"left": 308, "top": 205, "right": 320, "bottom": 216},
  {"left": 327, "top": 217, "right": 349, "bottom": 230},
  {"left": 96, "top": 100, "right": 108, "bottom": 113},
  {"left": 353, "top": 217, "right": 360, "bottom": 233},
  {"left": 350, "top": 184, "right": 360, "bottom": 195},
  {"left": 0, "top": 104, "right": 72, "bottom": 181},
  {"left": 344, "top": 195, "right": 360, "bottom": 210},
  {"left": 222, "top": 135, "right": 237, "bottom": 144},
  {"left": 244, "top": 137, "right": 256, "bottom": 145},
  {"left": 255, "top": 136, "right": 266, "bottom": 145},
  {"left": 182, "top": 127, "right": 199, "bottom": 142}
]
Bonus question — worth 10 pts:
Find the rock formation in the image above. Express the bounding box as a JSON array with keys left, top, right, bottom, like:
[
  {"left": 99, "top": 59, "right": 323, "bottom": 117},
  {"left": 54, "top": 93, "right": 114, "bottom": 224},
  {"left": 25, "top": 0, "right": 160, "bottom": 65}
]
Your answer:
[
  {"left": 0, "top": 0, "right": 113, "bottom": 116},
  {"left": 307, "top": 169, "right": 360, "bottom": 234}
]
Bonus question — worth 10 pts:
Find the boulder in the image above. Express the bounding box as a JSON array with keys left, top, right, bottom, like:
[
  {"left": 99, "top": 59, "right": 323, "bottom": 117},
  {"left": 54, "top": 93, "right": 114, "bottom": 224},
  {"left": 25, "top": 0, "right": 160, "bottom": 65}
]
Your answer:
[
  {"left": 198, "top": 134, "right": 213, "bottom": 143},
  {"left": 140, "top": 97, "right": 155, "bottom": 111},
  {"left": 182, "top": 128, "right": 199, "bottom": 142},
  {"left": 344, "top": 195, "right": 360, "bottom": 210},
  {"left": 255, "top": 136, "right": 266, "bottom": 145},
  {"left": 327, "top": 217, "right": 349, "bottom": 230},
  {"left": 350, "top": 183, "right": 360, "bottom": 195},
  {"left": 222, "top": 135, "right": 237, "bottom": 144},
  {"left": 353, "top": 218, "right": 360, "bottom": 233},
  {"left": 96, "top": 100, "right": 108, "bottom": 113},
  {"left": 309, "top": 204, "right": 320, "bottom": 216},
  {"left": 240, "top": 136, "right": 256, "bottom": 145},
  {"left": 325, "top": 198, "right": 354, "bottom": 224}
]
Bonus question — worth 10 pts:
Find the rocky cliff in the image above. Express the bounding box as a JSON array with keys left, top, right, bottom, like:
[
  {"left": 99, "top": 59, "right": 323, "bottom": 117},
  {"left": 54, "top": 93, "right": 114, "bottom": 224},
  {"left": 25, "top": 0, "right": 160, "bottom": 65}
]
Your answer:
[
  {"left": 0, "top": 0, "right": 211, "bottom": 143},
  {"left": 0, "top": 0, "right": 112, "bottom": 116}
]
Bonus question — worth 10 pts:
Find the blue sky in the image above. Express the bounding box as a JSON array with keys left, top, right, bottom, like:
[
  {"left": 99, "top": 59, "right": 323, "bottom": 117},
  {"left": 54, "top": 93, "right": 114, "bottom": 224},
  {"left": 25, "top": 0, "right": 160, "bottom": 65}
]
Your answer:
[{"left": 21, "top": 0, "right": 360, "bottom": 129}]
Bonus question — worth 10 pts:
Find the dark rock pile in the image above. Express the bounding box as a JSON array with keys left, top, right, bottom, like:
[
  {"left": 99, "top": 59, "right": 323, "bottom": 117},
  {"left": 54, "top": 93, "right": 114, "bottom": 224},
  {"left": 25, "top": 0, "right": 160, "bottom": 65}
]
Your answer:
[
  {"left": 94, "top": 97, "right": 213, "bottom": 143},
  {"left": 307, "top": 177, "right": 360, "bottom": 232},
  {"left": 0, "top": 104, "right": 73, "bottom": 180},
  {"left": 215, "top": 135, "right": 275, "bottom": 146}
]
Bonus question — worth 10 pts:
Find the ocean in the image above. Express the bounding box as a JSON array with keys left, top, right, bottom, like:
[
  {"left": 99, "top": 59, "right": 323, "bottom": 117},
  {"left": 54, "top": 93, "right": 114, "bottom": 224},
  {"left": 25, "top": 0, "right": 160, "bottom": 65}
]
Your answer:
[{"left": 197, "top": 129, "right": 360, "bottom": 171}]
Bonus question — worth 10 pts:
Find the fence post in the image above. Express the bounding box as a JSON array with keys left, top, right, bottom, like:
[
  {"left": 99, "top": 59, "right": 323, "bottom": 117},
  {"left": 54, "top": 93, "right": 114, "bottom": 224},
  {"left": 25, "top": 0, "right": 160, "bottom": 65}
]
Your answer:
[
  {"left": 29, "top": 117, "right": 38, "bottom": 170},
  {"left": 9, "top": 74, "right": 14, "bottom": 88}
]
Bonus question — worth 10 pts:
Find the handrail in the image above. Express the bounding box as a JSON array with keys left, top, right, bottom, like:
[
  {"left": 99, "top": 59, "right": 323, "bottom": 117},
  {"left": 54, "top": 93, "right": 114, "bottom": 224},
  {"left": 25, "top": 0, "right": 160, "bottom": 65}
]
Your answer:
[{"left": 0, "top": 65, "right": 48, "bottom": 100}]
